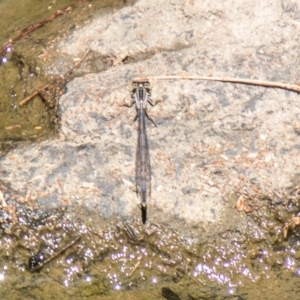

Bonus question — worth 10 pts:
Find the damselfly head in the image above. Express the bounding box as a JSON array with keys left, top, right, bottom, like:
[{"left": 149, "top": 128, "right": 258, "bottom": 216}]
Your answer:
[{"left": 131, "top": 80, "right": 151, "bottom": 92}]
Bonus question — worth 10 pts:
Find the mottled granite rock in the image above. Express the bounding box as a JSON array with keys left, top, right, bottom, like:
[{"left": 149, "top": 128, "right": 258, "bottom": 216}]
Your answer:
[{"left": 1, "top": 0, "right": 300, "bottom": 233}]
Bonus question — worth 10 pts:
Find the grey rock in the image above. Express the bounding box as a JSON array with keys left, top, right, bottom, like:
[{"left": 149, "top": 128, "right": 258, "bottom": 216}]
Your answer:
[{"left": 1, "top": 0, "right": 300, "bottom": 234}]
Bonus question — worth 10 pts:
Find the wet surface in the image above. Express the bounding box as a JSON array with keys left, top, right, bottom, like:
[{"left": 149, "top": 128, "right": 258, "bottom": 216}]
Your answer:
[
  {"left": 0, "top": 0, "right": 135, "bottom": 146},
  {"left": 0, "top": 180, "right": 300, "bottom": 299}
]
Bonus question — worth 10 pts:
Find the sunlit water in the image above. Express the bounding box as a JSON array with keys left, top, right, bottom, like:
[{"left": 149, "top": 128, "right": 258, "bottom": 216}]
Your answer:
[{"left": 0, "top": 198, "right": 299, "bottom": 299}]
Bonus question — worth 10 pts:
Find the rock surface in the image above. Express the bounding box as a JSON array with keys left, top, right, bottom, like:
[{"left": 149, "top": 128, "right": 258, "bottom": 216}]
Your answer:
[{"left": 1, "top": 0, "right": 300, "bottom": 233}]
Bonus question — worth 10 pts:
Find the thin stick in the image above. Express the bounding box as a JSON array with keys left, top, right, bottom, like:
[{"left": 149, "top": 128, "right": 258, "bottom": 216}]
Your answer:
[
  {"left": 63, "top": 49, "right": 91, "bottom": 77},
  {"left": 128, "top": 259, "right": 141, "bottom": 277},
  {"left": 134, "top": 75, "right": 300, "bottom": 94},
  {"left": 29, "top": 236, "right": 80, "bottom": 272},
  {"left": 19, "top": 49, "right": 91, "bottom": 107},
  {"left": 0, "top": 0, "right": 90, "bottom": 57},
  {"left": 19, "top": 84, "right": 50, "bottom": 107}
]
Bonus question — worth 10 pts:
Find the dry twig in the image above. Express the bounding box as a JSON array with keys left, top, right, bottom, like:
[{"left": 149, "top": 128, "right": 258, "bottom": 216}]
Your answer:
[{"left": 133, "top": 75, "right": 300, "bottom": 93}]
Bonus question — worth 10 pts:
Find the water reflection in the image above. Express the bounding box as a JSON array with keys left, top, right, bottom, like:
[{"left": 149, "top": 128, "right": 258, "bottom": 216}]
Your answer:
[{"left": 0, "top": 202, "right": 299, "bottom": 299}]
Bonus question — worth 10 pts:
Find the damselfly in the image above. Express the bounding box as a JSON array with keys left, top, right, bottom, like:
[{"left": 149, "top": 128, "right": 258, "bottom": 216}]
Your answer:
[{"left": 129, "top": 80, "right": 157, "bottom": 224}]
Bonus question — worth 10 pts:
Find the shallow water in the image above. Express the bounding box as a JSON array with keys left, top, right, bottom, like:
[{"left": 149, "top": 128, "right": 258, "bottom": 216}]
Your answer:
[{"left": 0, "top": 188, "right": 300, "bottom": 300}]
